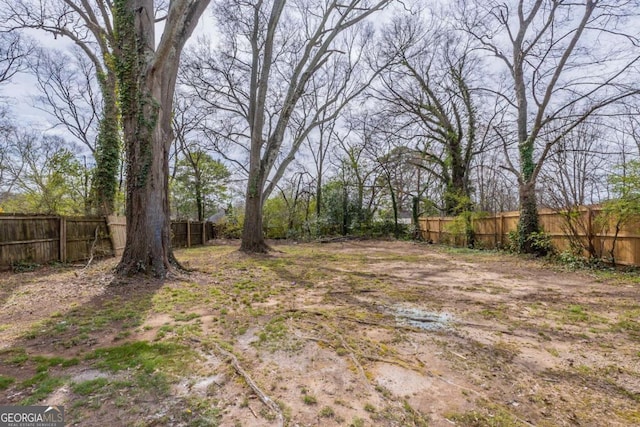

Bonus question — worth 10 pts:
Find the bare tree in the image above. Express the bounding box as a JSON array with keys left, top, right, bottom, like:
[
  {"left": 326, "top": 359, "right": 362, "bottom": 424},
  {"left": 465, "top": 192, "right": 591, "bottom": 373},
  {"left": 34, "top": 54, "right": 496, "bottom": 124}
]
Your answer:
[
  {"left": 459, "top": 0, "right": 640, "bottom": 253},
  {"left": 0, "top": 30, "right": 31, "bottom": 191},
  {"left": 472, "top": 149, "right": 519, "bottom": 214},
  {"left": 0, "top": 31, "right": 32, "bottom": 85},
  {"left": 332, "top": 114, "right": 386, "bottom": 231},
  {"left": 30, "top": 47, "right": 101, "bottom": 155},
  {"left": 372, "top": 13, "right": 493, "bottom": 215},
  {"left": 114, "top": 0, "right": 210, "bottom": 276},
  {"left": 1, "top": 0, "right": 123, "bottom": 214},
  {"left": 0, "top": 112, "right": 17, "bottom": 203},
  {"left": 539, "top": 122, "right": 611, "bottom": 258},
  {"left": 182, "top": 0, "right": 391, "bottom": 252},
  {"left": 304, "top": 113, "right": 337, "bottom": 219}
]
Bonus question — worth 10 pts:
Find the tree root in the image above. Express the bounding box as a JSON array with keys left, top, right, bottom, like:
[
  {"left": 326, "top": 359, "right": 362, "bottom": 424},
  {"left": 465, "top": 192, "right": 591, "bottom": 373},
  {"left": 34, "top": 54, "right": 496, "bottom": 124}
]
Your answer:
[
  {"left": 283, "top": 308, "right": 423, "bottom": 332},
  {"left": 331, "top": 328, "right": 376, "bottom": 395},
  {"left": 211, "top": 342, "right": 284, "bottom": 427}
]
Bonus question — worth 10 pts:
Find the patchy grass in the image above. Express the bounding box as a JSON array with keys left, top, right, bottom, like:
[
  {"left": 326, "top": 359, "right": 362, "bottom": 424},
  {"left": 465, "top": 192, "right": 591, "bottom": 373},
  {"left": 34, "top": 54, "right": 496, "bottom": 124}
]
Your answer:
[
  {"left": 71, "top": 377, "right": 109, "bottom": 396},
  {"left": 446, "top": 401, "right": 526, "bottom": 427},
  {"left": 20, "top": 372, "right": 66, "bottom": 405},
  {"left": 88, "top": 341, "right": 196, "bottom": 374},
  {"left": 1, "top": 241, "right": 639, "bottom": 426},
  {"left": 0, "top": 375, "right": 14, "bottom": 390}
]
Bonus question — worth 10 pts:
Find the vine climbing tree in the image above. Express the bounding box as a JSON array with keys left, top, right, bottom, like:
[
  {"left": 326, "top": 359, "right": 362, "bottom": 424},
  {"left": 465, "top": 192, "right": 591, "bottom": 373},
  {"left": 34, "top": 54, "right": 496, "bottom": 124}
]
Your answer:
[
  {"left": 0, "top": 0, "right": 122, "bottom": 215},
  {"left": 114, "top": 0, "right": 210, "bottom": 277}
]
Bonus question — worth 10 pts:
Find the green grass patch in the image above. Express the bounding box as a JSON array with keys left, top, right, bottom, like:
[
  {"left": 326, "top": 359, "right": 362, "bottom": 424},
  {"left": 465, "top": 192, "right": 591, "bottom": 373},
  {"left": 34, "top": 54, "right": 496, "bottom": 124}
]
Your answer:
[
  {"left": 134, "top": 371, "right": 171, "bottom": 395},
  {"left": 0, "top": 375, "right": 15, "bottom": 390},
  {"left": 177, "top": 396, "right": 221, "bottom": 427},
  {"left": 302, "top": 394, "right": 317, "bottom": 405},
  {"left": 13, "top": 355, "right": 78, "bottom": 404},
  {"left": 566, "top": 305, "right": 589, "bottom": 322},
  {"left": 87, "top": 341, "right": 196, "bottom": 375},
  {"left": 32, "top": 355, "right": 79, "bottom": 372},
  {"left": 256, "top": 316, "right": 302, "bottom": 352},
  {"left": 319, "top": 406, "right": 335, "bottom": 418},
  {"left": 173, "top": 312, "right": 201, "bottom": 322},
  {"left": 478, "top": 308, "right": 507, "bottom": 320},
  {"left": 71, "top": 378, "right": 109, "bottom": 396},
  {"left": 152, "top": 285, "right": 213, "bottom": 314},
  {"left": 446, "top": 401, "right": 525, "bottom": 426},
  {"left": 20, "top": 372, "right": 66, "bottom": 405},
  {"left": 612, "top": 308, "right": 640, "bottom": 338},
  {"left": 2, "top": 348, "right": 29, "bottom": 366},
  {"left": 21, "top": 297, "right": 150, "bottom": 344}
]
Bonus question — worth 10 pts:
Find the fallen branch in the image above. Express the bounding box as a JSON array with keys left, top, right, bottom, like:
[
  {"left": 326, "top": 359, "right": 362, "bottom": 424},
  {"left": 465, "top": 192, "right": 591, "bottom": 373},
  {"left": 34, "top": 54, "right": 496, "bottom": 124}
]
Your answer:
[
  {"left": 211, "top": 342, "right": 284, "bottom": 427},
  {"left": 83, "top": 226, "right": 101, "bottom": 270},
  {"left": 360, "top": 353, "right": 417, "bottom": 371},
  {"left": 294, "top": 321, "right": 420, "bottom": 372},
  {"left": 332, "top": 329, "right": 376, "bottom": 395},
  {"left": 248, "top": 404, "right": 258, "bottom": 418},
  {"left": 283, "top": 308, "right": 420, "bottom": 332}
]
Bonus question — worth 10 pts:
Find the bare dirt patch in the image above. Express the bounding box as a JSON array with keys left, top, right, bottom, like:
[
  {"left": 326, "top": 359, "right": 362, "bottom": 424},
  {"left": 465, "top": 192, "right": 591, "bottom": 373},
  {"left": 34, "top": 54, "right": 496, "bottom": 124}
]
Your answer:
[{"left": 0, "top": 240, "right": 639, "bottom": 426}]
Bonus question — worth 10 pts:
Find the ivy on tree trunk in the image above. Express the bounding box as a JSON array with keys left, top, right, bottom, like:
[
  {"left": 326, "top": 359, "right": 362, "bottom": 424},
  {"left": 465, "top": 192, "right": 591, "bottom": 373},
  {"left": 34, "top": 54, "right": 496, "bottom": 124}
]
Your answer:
[
  {"left": 91, "top": 70, "right": 121, "bottom": 216},
  {"left": 113, "top": 0, "right": 210, "bottom": 277}
]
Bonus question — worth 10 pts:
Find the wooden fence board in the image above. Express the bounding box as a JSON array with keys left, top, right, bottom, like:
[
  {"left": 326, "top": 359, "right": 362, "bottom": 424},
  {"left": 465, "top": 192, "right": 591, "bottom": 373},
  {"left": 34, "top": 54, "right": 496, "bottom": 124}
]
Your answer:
[
  {"left": 66, "top": 218, "right": 112, "bottom": 262},
  {"left": 171, "top": 222, "right": 188, "bottom": 248},
  {"left": 107, "top": 216, "right": 126, "bottom": 257},
  {"left": 1, "top": 214, "right": 217, "bottom": 269},
  {"left": 0, "top": 216, "right": 60, "bottom": 266},
  {"left": 419, "top": 205, "right": 640, "bottom": 266}
]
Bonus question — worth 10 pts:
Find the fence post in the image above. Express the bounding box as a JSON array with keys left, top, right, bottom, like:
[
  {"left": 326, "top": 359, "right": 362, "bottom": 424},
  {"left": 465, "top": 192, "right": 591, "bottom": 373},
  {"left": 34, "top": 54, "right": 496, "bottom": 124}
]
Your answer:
[
  {"left": 187, "top": 220, "right": 191, "bottom": 248},
  {"left": 499, "top": 214, "right": 504, "bottom": 248},
  {"left": 59, "top": 217, "right": 67, "bottom": 263},
  {"left": 202, "top": 222, "right": 206, "bottom": 245},
  {"left": 438, "top": 217, "right": 442, "bottom": 243}
]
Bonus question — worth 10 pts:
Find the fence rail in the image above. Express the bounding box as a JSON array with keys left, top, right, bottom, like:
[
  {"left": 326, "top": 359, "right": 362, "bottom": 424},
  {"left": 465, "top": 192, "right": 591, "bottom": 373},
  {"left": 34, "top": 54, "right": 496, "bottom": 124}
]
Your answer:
[
  {"left": 419, "top": 205, "right": 640, "bottom": 266},
  {"left": 0, "top": 214, "right": 217, "bottom": 270}
]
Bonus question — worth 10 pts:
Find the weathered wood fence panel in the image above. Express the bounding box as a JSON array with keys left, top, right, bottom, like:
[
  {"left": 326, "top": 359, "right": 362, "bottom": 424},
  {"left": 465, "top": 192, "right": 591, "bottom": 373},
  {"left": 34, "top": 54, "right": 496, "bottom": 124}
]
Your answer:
[
  {"left": 170, "top": 221, "right": 210, "bottom": 248},
  {"left": 419, "top": 205, "right": 640, "bottom": 266},
  {"left": 107, "top": 216, "right": 126, "bottom": 257},
  {"left": 65, "top": 217, "right": 112, "bottom": 262},
  {"left": 1, "top": 214, "right": 216, "bottom": 270},
  {"left": 171, "top": 221, "right": 188, "bottom": 248},
  {"left": 0, "top": 215, "right": 60, "bottom": 266}
]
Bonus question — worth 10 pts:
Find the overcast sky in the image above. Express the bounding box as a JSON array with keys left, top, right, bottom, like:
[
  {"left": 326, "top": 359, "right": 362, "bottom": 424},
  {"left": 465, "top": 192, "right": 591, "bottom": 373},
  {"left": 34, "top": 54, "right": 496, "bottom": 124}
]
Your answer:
[
  {"left": 2, "top": 28, "right": 72, "bottom": 128},
  {"left": 1, "top": 7, "right": 217, "bottom": 143}
]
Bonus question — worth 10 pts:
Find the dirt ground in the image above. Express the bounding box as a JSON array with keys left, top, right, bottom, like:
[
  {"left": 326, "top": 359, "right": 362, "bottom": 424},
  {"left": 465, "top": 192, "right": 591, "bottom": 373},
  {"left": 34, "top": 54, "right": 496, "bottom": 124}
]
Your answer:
[{"left": 0, "top": 240, "right": 639, "bottom": 426}]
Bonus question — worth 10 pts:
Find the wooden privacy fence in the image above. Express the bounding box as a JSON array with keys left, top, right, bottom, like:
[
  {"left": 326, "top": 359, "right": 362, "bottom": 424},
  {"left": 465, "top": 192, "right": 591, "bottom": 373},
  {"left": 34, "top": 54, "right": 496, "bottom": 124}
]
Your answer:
[
  {"left": 0, "top": 215, "right": 112, "bottom": 269},
  {"left": 419, "top": 205, "right": 640, "bottom": 266},
  {"left": 0, "top": 214, "right": 217, "bottom": 270}
]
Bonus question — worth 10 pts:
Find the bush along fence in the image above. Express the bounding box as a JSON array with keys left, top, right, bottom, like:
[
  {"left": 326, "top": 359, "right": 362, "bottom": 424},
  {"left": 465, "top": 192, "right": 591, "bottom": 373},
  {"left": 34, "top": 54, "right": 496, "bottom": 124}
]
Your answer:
[
  {"left": 419, "top": 205, "right": 640, "bottom": 267},
  {"left": 0, "top": 214, "right": 218, "bottom": 270}
]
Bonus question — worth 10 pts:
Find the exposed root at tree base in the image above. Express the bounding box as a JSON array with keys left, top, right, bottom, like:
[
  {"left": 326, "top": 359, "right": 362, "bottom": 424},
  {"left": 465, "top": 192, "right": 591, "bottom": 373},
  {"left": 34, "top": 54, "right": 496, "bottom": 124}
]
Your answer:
[{"left": 239, "top": 241, "right": 272, "bottom": 254}]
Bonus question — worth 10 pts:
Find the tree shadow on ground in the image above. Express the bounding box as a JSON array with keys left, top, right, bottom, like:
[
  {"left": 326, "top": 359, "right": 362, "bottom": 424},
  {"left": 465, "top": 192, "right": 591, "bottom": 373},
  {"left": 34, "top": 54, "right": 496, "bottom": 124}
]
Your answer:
[{"left": 0, "top": 264, "right": 166, "bottom": 405}]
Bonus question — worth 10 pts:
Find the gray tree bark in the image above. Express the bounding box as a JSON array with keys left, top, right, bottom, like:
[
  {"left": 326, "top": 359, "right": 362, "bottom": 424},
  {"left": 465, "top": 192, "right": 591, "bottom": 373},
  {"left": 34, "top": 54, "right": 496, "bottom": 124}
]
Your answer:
[{"left": 114, "top": 0, "right": 210, "bottom": 276}]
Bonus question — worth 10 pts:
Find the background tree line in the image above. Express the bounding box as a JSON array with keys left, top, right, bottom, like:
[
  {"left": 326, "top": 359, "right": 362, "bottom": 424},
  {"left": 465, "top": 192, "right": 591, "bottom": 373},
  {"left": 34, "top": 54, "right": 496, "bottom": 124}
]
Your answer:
[{"left": 0, "top": 0, "right": 639, "bottom": 275}]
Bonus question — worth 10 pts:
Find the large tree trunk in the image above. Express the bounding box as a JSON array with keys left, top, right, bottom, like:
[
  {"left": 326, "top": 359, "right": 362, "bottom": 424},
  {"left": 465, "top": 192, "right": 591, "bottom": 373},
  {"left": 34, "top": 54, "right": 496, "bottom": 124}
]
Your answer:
[
  {"left": 385, "top": 172, "right": 399, "bottom": 238},
  {"left": 517, "top": 180, "right": 541, "bottom": 254},
  {"left": 195, "top": 170, "right": 203, "bottom": 221},
  {"left": 91, "top": 72, "right": 121, "bottom": 216},
  {"left": 114, "top": 0, "right": 209, "bottom": 276},
  {"left": 443, "top": 137, "right": 471, "bottom": 216},
  {"left": 316, "top": 176, "right": 322, "bottom": 218},
  {"left": 240, "top": 179, "right": 269, "bottom": 253},
  {"left": 117, "top": 70, "right": 175, "bottom": 276}
]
